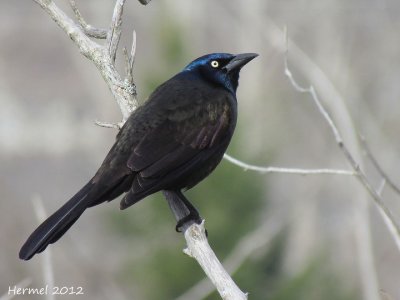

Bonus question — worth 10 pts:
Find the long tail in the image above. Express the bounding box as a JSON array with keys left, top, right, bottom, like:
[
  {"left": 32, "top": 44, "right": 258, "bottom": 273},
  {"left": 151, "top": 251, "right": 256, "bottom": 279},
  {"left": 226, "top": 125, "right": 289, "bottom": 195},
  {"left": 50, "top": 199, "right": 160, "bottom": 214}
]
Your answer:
[{"left": 19, "top": 181, "right": 94, "bottom": 260}]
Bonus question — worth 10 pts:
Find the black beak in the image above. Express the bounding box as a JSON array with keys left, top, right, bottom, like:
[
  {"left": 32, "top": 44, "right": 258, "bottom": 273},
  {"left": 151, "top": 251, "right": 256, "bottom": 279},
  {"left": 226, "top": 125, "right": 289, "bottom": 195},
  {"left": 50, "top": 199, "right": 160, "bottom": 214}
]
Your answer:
[{"left": 223, "top": 53, "right": 258, "bottom": 73}]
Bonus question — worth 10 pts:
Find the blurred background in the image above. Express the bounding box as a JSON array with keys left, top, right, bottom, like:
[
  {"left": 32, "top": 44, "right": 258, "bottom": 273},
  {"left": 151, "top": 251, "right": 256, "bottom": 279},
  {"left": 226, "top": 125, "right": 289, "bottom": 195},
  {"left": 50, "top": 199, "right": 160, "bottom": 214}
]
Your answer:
[{"left": 1, "top": 0, "right": 400, "bottom": 299}]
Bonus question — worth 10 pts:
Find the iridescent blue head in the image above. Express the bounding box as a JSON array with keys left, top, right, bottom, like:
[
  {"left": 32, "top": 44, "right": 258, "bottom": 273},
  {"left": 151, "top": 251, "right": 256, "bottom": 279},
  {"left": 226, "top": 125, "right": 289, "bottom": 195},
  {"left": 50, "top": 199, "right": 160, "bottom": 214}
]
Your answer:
[{"left": 183, "top": 53, "right": 258, "bottom": 94}]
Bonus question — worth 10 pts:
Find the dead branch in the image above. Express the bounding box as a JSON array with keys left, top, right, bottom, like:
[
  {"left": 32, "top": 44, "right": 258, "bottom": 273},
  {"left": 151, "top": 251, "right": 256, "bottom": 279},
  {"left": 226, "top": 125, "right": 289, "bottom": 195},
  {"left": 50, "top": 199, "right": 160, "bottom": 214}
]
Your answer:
[
  {"left": 177, "top": 215, "right": 283, "bottom": 300},
  {"left": 284, "top": 30, "right": 400, "bottom": 253},
  {"left": 34, "top": 0, "right": 138, "bottom": 128},
  {"left": 360, "top": 135, "right": 400, "bottom": 196},
  {"left": 224, "top": 153, "right": 354, "bottom": 176}
]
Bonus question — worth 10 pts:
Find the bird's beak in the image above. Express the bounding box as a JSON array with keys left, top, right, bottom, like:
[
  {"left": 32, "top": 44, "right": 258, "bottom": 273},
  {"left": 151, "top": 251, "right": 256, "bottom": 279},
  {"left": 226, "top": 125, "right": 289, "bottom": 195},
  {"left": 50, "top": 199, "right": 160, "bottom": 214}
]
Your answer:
[{"left": 223, "top": 53, "right": 258, "bottom": 73}]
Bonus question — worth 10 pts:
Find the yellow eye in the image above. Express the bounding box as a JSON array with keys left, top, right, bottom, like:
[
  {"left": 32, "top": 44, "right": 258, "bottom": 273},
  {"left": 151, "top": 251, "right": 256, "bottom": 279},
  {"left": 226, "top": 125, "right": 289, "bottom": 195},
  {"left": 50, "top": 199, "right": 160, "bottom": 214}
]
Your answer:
[{"left": 210, "top": 60, "right": 219, "bottom": 68}]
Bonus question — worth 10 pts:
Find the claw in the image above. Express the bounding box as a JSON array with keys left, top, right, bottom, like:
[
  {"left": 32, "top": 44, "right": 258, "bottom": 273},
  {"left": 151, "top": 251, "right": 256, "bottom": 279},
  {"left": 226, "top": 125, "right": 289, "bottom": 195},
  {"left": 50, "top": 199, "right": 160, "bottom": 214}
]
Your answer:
[{"left": 175, "top": 212, "right": 202, "bottom": 232}]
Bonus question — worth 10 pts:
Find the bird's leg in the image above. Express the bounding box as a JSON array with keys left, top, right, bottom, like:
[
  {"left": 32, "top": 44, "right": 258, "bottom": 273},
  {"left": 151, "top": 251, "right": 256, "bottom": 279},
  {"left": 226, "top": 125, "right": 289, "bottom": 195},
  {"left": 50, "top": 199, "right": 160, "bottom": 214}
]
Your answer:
[
  {"left": 174, "top": 192, "right": 202, "bottom": 232},
  {"left": 162, "top": 190, "right": 203, "bottom": 232}
]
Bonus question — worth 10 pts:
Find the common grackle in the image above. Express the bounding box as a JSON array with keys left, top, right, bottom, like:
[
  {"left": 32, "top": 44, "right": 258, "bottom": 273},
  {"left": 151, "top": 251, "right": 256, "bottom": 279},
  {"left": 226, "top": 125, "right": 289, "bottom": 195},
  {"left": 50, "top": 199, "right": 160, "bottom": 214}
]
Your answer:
[{"left": 19, "top": 52, "right": 258, "bottom": 260}]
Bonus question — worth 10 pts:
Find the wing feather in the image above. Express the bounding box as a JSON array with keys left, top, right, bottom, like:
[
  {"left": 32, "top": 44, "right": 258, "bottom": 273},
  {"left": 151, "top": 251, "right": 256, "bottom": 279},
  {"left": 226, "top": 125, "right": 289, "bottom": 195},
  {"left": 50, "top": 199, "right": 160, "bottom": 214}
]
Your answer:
[{"left": 120, "top": 100, "right": 232, "bottom": 209}]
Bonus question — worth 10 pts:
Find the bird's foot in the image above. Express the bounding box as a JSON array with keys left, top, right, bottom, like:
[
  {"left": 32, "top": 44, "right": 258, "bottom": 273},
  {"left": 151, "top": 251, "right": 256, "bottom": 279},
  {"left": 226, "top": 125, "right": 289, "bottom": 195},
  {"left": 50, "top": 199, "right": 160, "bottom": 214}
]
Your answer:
[
  {"left": 175, "top": 213, "right": 208, "bottom": 236},
  {"left": 175, "top": 212, "right": 202, "bottom": 232}
]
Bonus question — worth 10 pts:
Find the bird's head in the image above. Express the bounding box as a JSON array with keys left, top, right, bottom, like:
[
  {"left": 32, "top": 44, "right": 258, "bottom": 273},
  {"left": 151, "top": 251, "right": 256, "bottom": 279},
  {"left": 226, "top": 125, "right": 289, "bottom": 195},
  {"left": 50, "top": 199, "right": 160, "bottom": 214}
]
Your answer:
[{"left": 183, "top": 53, "right": 258, "bottom": 94}]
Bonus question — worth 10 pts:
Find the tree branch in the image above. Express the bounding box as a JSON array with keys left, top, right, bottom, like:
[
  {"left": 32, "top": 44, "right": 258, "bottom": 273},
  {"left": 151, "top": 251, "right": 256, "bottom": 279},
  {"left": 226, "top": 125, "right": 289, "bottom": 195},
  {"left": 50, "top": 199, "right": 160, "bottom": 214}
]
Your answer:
[
  {"left": 123, "top": 30, "right": 137, "bottom": 87},
  {"left": 177, "top": 215, "right": 283, "bottom": 300},
  {"left": 284, "top": 30, "right": 400, "bottom": 252},
  {"left": 163, "top": 191, "right": 248, "bottom": 299},
  {"left": 34, "top": 0, "right": 99, "bottom": 58},
  {"left": 33, "top": 0, "right": 137, "bottom": 127},
  {"left": 69, "top": 0, "right": 107, "bottom": 39},
  {"left": 223, "top": 153, "right": 354, "bottom": 176},
  {"left": 360, "top": 135, "right": 400, "bottom": 196},
  {"left": 183, "top": 223, "right": 248, "bottom": 300},
  {"left": 107, "top": 0, "right": 125, "bottom": 65}
]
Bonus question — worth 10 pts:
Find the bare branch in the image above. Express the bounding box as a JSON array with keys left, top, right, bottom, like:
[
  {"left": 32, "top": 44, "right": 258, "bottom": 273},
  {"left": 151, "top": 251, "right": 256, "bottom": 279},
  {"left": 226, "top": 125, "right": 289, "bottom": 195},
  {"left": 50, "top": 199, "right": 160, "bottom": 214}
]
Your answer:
[
  {"left": 177, "top": 215, "right": 283, "bottom": 300},
  {"left": 360, "top": 135, "right": 400, "bottom": 196},
  {"left": 69, "top": 0, "right": 107, "bottom": 39},
  {"left": 375, "top": 179, "right": 400, "bottom": 251},
  {"left": 123, "top": 30, "right": 137, "bottom": 85},
  {"left": 224, "top": 153, "right": 354, "bottom": 176},
  {"left": 94, "top": 120, "right": 122, "bottom": 129},
  {"left": 284, "top": 31, "right": 400, "bottom": 252},
  {"left": 107, "top": 0, "right": 125, "bottom": 64},
  {"left": 183, "top": 222, "right": 248, "bottom": 300},
  {"left": 32, "top": 0, "right": 138, "bottom": 124},
  {"left": 33, "top": 0, "right": 100, "bottom": 58},
  {"left": 163, "top": 191, "right": 247, "bottom": 300},
  {"left": 130, "top": 31, "right": 137, "bottom": 71}
]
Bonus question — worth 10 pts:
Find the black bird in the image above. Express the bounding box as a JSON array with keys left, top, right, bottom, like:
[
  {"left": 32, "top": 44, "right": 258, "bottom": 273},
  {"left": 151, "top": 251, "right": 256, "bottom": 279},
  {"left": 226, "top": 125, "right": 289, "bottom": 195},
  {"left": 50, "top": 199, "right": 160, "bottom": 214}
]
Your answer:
[{"left": 19, "top": 52, "right": 258, "bottom": 260}]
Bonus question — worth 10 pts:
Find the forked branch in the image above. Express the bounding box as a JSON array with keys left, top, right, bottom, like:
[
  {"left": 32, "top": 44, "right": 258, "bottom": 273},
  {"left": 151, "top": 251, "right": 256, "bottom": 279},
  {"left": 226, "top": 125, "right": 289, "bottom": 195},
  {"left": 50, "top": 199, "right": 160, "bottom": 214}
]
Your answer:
[{"left": 33, "top": 0, "right": 138, "bottom": 128}]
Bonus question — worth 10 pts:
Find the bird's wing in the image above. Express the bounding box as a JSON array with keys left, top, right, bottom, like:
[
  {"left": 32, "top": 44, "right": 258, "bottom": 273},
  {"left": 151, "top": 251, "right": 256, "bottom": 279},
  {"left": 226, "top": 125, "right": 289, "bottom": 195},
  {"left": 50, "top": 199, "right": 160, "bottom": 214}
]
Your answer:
[{"left": 120, "top": 99, "right": 233, "bottom": 208}]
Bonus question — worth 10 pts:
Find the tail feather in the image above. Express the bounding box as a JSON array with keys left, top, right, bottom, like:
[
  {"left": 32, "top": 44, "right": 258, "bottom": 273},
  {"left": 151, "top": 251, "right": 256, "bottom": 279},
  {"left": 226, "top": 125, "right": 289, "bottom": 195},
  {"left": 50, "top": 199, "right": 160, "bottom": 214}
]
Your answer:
[
  {"left": 19, "top": 181, "right": 93, "bottom": 260},
  {"left": 87, "top": 174, "right": 134, "bottom": 208}
]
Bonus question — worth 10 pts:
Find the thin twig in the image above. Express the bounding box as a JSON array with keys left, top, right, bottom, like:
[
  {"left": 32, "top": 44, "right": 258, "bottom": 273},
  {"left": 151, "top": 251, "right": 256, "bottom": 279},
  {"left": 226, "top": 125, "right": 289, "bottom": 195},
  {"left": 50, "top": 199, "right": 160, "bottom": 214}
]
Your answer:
[
  {"left": 375, "top": 179, "right": 400, "bottom": 251},
  {"left": 107, "top": 0, "right": 125, "bottom": 65},
  {"left": 123, "top": 30, "right": 137, "bottom": 85},
  {"left": 360, "top": 135, "right": 400, "bottom": 196},
  {"left": 251, "top": 20, "right": 381, "bottom": 300},
  {"left": 95, "top": 120, "right": 122, "bottom": 129},
  {"left": 69, "top": 0, "right": 107, "bottom": 39},
  {"left": 284, "top": 29, "right": 400, "bottom": 251},
  {"left": 224, "top": 153, "right": 355, "bottom": 176},
  {"left": 129, "top": 31, "right": 137, "bottom": 72}
]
